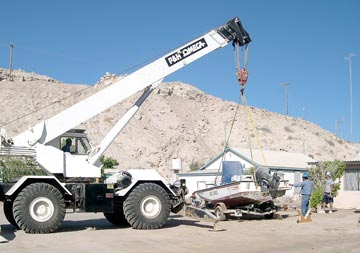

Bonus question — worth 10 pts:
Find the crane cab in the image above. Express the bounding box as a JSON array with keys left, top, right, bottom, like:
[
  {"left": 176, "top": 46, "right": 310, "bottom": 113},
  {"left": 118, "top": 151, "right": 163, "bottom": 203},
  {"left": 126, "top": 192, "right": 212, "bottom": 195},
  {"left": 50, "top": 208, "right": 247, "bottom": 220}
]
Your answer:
[{"left": 46, "top": 129, "right": 92, "bottom": 156}]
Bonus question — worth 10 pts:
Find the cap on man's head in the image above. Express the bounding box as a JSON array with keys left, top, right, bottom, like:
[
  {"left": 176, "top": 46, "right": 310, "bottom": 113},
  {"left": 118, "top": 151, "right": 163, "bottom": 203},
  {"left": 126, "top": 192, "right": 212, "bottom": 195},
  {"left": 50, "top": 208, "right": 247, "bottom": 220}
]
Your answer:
[
  {"left": 326, "top": 171, "right": 331, "bottom": 177},
  {"left": 302, "top": 172, "right": 309, "bottom": 179}
]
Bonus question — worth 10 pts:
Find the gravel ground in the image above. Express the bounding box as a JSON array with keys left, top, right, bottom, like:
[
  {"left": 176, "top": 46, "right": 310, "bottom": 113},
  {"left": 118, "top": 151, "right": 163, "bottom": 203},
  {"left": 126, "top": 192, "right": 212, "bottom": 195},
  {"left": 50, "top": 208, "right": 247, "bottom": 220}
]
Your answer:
[{"left": 0, "top": 203, "right": 360, "bottom": 253}]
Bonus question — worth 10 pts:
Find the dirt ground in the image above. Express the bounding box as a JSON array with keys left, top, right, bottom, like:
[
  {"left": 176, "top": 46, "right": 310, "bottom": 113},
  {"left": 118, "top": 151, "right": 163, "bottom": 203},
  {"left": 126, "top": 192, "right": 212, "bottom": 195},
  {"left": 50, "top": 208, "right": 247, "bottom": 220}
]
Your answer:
[{"left": 0, "top": 203, "right": 359, "bottom": 253}]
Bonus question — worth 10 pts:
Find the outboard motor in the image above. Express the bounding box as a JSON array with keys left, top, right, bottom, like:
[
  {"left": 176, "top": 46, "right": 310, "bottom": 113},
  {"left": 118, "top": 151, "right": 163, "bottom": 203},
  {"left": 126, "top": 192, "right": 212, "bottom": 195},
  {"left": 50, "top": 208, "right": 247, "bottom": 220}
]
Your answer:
[{"left": 255, "top": 166, "right": 280, "bottom": 196}]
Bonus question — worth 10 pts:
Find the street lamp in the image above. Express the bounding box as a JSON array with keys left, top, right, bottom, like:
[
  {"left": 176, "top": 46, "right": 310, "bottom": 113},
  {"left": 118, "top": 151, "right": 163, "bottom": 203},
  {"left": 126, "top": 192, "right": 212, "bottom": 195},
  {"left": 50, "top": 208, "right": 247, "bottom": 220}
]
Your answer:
[
  {"left": 281, "top": 83, "right": 289, "bottom": 116},
  {"left": 345, "top": 53, "right": 355, "bottom": 141}
]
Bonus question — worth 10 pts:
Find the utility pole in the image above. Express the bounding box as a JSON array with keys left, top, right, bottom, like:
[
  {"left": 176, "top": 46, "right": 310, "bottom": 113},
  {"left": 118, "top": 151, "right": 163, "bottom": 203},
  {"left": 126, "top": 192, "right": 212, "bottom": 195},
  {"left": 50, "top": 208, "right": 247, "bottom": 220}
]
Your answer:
[
  {"left": 281, "top": 83, "right": 289, "bottom": 116},
  {"left": 345, "top": 53, "right": 355, "bottom": 141},
  {"left": 9, "top": 43, "right": 14, "bottom": 81}
]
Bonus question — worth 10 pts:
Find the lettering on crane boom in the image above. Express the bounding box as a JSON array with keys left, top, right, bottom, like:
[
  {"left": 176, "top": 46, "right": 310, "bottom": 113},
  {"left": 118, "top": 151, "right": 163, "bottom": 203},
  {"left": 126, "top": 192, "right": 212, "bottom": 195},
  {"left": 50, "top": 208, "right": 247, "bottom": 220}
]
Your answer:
[{"left": 165, "top": 38, "right": 208, "bottom": 67}]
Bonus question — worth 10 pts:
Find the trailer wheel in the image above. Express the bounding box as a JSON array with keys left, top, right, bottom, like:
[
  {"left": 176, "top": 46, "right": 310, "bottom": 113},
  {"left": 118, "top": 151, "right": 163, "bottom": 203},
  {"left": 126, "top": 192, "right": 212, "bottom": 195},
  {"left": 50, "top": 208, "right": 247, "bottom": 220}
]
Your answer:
[
  {"left": 123, "top": 183, "right": 170, "bottom": 230},
  {"left": 13, "top": 183, "right": 65, "bottom": 234},
  {"left": 214, "top": 206, "right": 227, "bottom": 221},
  {"left": 3, "top": 200, "right": 19, "bottom": 228},
  {"left": 104, "top": 199, "right": 129, "bottom": 226}
]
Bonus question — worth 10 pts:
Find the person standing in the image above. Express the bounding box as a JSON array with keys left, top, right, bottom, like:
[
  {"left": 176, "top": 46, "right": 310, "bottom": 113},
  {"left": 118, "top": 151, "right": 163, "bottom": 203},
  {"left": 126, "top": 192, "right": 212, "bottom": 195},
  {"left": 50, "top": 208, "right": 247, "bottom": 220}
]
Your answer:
[
  {"left": 289, "top": 172, "right": 313, "bottom": 217},
  {"left": 320, "top": 171, "right": 334, "bottom": 213}
]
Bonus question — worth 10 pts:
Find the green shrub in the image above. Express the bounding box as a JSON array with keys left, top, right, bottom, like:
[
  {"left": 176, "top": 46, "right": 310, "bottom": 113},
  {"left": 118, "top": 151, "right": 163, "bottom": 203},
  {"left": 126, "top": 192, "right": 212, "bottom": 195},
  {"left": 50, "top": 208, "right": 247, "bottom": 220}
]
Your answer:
[
  {"left": 99, "top": 156, "right": 119, "bottom": 179},
  {"left": 190, "top": 161, "right": 203, "bottom": 171},
  {"left": 310, "top": 187, "right": 323, "bottom": 209},
  {"left": 100, "top": 156, "right": 119, "bottom": 169},
  {"left": 0, "top": 157, "right": 47, "bottom": 182},
  {"left": 308, "top": 160, "right": 345, "bottom": 208}
]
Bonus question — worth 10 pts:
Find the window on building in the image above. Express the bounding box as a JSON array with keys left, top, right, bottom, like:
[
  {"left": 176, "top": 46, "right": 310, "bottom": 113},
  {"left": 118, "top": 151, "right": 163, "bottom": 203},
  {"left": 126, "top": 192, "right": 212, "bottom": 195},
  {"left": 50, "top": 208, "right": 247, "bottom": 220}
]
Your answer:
[{"left": 344, "top": 169, "right": 360, "bottom": 191}]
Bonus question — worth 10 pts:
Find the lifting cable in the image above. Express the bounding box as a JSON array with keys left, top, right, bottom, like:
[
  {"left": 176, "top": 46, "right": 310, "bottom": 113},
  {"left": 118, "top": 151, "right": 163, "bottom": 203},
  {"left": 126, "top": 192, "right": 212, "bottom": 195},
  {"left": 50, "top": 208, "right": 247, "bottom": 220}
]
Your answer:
[
  {"left": 214, "top": 43, "right": 268, "bottom": 186},
  {"left": 235, "top": 44, "right": 267, "bottom": 189},
  {"left": 214, "top": 43, "right": 249, "bottom": 185},
  {"left": 214, "top": 98, "right": 241, "bottom": 185},
  {"left": 234, "top": 43, "right": 267, "bottom": 167},
  {"left": 240, "top": 93, "right": 267, "bottom": 166},
  {"left": 235, "top": 45, "right": 267, "bottom": 165}
]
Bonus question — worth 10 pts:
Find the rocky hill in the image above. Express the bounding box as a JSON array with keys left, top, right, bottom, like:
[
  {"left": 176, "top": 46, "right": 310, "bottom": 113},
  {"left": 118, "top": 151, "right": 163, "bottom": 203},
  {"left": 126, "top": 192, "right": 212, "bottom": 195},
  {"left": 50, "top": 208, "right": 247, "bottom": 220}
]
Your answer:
[{"left": 1, "top": 68, "right": 359, "bottom": 179}]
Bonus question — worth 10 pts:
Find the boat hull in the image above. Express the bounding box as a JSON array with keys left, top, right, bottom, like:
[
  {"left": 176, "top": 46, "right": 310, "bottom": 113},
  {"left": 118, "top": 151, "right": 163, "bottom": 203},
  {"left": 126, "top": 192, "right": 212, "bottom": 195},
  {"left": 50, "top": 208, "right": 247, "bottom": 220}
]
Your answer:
[{"left": 194, "top": 181, "right": 272, "bottom": 209}]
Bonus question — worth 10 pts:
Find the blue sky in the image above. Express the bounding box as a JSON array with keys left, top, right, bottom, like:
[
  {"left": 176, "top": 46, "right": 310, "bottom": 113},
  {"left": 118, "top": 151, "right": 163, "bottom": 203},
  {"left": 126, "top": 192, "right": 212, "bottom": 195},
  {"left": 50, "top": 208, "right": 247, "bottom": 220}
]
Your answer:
[{"left": 1, "top": 0, "right": 359, "bottom": 142}]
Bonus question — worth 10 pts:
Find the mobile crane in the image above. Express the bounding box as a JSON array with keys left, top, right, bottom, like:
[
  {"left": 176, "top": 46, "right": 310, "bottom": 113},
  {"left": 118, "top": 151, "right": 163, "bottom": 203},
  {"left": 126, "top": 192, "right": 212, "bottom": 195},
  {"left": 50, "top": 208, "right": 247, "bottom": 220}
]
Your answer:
[{"left": 0, "top": 17, "right": 251, "bottom": 233}]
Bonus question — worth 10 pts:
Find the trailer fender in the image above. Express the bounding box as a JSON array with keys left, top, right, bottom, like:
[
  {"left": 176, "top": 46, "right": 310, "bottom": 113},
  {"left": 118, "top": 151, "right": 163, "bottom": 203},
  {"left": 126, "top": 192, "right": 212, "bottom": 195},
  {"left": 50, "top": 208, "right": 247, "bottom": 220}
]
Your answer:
[{"left": 5, "top": 176, "right": 71, "bottom": 198}]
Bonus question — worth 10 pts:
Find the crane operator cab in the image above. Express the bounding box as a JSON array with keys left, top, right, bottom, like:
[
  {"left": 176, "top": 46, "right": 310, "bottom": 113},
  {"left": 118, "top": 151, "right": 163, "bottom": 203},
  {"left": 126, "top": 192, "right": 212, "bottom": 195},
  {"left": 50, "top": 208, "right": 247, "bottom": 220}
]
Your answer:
[{"left": 47, "top": 129, "right": 92, "bottom": 157}]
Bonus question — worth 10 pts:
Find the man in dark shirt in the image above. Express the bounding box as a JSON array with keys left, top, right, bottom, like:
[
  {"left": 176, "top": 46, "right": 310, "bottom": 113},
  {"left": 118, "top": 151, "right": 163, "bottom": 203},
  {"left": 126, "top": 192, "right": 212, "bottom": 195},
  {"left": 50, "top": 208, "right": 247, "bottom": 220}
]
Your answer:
[{"left": 289, "top": 172, "right": 313, "bottom": 217}]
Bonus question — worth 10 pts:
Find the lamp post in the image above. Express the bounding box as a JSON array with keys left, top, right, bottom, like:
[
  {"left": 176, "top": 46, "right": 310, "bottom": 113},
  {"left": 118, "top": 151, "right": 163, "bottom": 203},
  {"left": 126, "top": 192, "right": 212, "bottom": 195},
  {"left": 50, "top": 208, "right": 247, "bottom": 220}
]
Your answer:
[
  {"left": 281, "top": 83, "right": 289, "bottom": 116},
  {"left": 345, "top": 53, "right": 355, "bottom": 141}
]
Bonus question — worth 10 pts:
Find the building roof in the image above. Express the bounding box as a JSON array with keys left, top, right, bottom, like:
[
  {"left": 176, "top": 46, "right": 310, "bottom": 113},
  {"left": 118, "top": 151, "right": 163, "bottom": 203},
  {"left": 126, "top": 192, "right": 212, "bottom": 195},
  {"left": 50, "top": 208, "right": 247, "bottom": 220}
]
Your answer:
[
  {"left": 199, "top": 147, "right": 315, "bottom": 171},
  {"left": 231, "top": 148, "right": 315, "bottom": 168}
]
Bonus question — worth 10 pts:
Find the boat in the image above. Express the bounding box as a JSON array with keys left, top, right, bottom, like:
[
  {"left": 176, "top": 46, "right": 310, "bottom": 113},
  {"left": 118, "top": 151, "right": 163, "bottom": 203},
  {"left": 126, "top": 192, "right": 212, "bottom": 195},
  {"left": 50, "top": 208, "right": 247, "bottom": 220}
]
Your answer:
[{"left": 190, "top": 165, "right": 290, "bottom": 220}]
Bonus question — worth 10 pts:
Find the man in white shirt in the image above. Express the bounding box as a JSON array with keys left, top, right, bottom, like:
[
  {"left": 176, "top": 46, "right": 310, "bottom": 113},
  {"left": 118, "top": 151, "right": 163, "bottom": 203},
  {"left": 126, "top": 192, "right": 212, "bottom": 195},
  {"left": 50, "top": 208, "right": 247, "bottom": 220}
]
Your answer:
[{"left": 319, "top": 171, "right": 334, "bottom": 213}]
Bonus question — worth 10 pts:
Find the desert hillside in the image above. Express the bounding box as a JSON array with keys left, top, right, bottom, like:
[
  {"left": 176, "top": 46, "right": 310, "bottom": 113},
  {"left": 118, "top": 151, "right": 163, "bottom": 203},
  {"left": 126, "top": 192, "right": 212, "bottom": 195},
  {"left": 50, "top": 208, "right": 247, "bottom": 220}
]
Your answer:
[{"left": 1, "top": 68, "right": 359, "bottom": 178}]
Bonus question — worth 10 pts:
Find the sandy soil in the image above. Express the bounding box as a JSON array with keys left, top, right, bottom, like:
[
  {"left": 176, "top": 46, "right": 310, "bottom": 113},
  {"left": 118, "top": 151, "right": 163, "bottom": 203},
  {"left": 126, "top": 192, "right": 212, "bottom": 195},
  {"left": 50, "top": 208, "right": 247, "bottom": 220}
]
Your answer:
[
  {"left": 1, "top": 74, "right": 359, "bottom": 180},
  {"left": 0, "top": 203, "right": 359, "bottom": 253}
]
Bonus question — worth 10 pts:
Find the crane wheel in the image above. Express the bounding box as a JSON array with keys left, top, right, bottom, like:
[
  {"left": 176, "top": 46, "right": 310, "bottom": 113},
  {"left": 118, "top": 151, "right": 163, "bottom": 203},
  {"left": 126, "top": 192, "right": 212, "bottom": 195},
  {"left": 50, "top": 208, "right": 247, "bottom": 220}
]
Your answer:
[
  {"left": 123, "top": 183, "right": 170, "bottom": 230},
  {"left": 13, "top": 183, "right": 65, "bottom": 234},
  {"left": 3, "top": 200, "right": 19, "bottom": 228}
]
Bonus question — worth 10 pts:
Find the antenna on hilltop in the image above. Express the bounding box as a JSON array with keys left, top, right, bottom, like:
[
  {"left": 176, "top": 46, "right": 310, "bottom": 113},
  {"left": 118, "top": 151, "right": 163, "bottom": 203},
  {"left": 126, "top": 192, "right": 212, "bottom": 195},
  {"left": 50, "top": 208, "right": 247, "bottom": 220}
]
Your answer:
[{"left": 8, "top": 43, "right": 14, "bottom": 81}]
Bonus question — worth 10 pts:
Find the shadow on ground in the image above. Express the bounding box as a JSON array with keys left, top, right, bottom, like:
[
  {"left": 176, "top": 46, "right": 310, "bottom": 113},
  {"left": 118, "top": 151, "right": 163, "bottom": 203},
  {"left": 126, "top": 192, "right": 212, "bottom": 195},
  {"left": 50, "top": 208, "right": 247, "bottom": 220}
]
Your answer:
[{"left": 0, "top": 224, "right": 16, "bottom": 243}]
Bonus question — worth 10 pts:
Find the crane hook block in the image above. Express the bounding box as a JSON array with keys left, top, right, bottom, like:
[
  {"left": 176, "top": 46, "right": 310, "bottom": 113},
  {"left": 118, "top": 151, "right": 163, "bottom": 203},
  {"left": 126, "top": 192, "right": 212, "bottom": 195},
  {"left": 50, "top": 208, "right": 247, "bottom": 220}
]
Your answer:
[{"left": 237, "top": 68, "right": 248, "bottom": 86}]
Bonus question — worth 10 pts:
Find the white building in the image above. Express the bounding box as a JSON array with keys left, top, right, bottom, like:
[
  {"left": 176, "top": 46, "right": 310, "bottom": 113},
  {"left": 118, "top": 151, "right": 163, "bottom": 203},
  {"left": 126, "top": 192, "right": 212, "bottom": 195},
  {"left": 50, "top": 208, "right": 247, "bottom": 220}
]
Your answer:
[{"left": 326, "top": 152, "right": 360, "bottom": 209}]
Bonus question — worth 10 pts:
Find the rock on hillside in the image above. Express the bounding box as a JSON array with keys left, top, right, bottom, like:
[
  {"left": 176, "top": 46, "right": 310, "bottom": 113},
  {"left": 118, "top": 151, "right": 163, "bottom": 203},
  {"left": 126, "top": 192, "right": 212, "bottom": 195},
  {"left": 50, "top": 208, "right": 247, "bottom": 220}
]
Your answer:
[{"left": 1, "top": 69, "right": 359, "bottom": 179}]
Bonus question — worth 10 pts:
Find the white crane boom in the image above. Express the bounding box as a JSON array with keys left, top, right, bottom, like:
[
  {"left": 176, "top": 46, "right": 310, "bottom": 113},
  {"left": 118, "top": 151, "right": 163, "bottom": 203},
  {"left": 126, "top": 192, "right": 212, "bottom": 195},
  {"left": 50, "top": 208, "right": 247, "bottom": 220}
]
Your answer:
[
  {"left": 3, "top": 17, "right": 250, "bottom": 177},
  {"left": 13, "top": 17, "right": 250, "bottom": 147}
]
